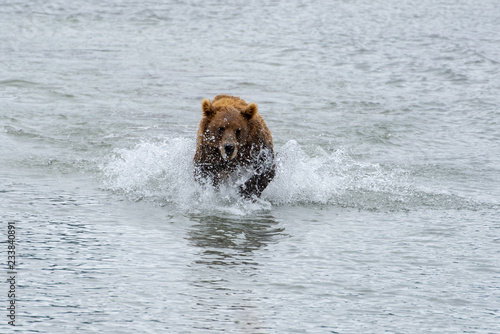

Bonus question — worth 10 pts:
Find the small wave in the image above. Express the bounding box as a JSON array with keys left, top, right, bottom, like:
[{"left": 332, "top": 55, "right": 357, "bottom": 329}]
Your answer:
[
  {"left": 102, "top": 138, "right": 195, "bottom": 202},
  {"left": 265, "top": 140, "right": 411, "bottom": 208},
  {"left": 101, "top": 138, "right": 486, "bottom": 214}
]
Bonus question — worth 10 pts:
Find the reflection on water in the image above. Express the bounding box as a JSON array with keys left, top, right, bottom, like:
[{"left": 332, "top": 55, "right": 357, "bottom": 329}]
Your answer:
[
  {"left": 185, "top": 214, "right": 286, "bottom": 333},
  {"left": 187, "top": 214, "right": 286, "bottom": 267}
]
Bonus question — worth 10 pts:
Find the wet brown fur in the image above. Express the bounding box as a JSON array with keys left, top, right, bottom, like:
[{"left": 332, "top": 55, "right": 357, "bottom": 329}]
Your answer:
[{"left": 194, "top": 95, "right": 275, "bottom": 199}]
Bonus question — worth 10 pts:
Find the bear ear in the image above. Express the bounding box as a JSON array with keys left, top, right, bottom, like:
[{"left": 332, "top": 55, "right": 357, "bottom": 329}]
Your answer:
[
  {"left": 201, "top": 98, "right": 214, "bottom": 118},
  {"left": 242, "top": 103, "right": 258, "bottom": 120}
]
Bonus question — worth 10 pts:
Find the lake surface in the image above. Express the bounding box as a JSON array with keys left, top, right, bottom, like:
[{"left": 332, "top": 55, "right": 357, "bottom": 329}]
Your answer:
[{"left": 1, "top": 0, "right": 499, "bottom": 333}]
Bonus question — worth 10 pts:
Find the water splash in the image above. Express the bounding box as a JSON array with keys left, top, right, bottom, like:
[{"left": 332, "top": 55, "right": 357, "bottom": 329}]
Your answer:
[
  {"left": 266, "top": 140, "right": 412, "bottom": 209},
  {"left": 101, "top": 138, "right": 484, "bottom": 214},
  {"left": 102, "top": 138, "right": 195, "bottom": 202}
]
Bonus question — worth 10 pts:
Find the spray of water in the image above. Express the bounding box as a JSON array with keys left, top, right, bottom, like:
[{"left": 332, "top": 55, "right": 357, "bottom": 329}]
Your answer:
[
  {"left": 101, "top": 137, "right": 488, "bottom": 214},
  {"left": 101, "top": 137, "right": 418, "bottom": 213}
]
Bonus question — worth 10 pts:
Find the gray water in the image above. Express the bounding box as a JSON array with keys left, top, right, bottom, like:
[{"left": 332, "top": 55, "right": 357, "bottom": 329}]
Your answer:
[{"left": 1, "top": 0, "right": 499, "bottom": 333}]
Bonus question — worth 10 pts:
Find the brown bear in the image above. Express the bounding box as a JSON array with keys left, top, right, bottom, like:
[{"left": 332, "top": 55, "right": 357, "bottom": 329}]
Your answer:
[{"left": 193, "top": 95, "right": 276, "bottom": 199}]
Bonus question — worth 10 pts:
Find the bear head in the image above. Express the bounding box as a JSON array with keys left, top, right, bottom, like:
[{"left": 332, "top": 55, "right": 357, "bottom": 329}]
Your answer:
[{"left": 200, "top": 95, "right": 258, "bottom": 161}]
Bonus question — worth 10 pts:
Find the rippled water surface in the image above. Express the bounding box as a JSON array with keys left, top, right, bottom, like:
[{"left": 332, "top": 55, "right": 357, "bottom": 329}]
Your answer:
[{"left": 1, "top": 0, "right": 499, "bottom": 333}]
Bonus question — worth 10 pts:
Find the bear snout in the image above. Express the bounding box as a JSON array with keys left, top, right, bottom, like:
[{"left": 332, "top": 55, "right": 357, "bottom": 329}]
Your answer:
[
  {"left": 220, "top": 142, "right": 237, "bottom": 160},
  {"left": 224, "top": 144, "right": 235, "bottom": 156}
]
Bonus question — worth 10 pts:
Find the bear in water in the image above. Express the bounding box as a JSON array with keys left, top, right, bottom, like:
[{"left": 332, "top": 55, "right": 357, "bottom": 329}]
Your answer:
[{"left": 193, "top": 95, "right": 275, "bottom": 199}]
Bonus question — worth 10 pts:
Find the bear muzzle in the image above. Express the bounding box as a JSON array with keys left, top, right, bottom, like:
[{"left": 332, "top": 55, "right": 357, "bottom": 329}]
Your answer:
[{"left": 220, "top": 143, "right": 237, "bottom": 160}]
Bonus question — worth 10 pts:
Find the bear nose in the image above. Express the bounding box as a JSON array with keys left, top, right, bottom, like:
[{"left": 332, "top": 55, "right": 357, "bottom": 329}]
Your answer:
[{"left": 224, "top": 144, "right": 235, "bottom": 156}]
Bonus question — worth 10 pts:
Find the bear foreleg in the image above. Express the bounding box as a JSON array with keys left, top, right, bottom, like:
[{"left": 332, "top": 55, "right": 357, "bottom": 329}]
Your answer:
[{"left": 239, "top": 151, "right": 276, "bottom": 199}]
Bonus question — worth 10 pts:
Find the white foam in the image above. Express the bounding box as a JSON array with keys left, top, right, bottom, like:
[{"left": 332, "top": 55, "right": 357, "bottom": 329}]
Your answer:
[
  {"left": 265, "top": 140, "right": 411, "bottom": 208},
  {"left": 101, "top": 138, "right": 414, "bottom": 214}
]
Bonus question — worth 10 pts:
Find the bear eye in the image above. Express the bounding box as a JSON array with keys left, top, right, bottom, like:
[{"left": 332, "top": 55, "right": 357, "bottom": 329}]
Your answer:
[
  {"left": 218, "top": 127, "right": 224, "bottom": 135},
  {"left": 235, "top": 128, "right": 241, "bottom": 137}
]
